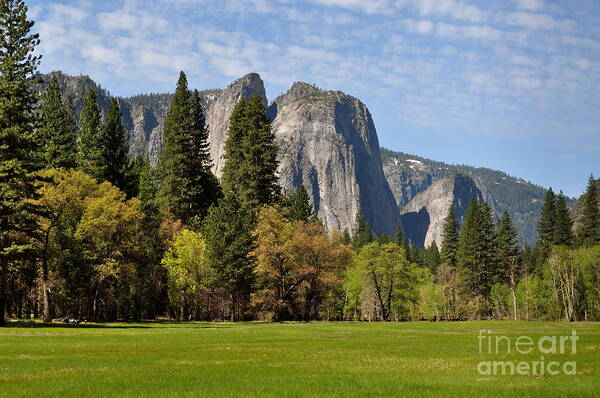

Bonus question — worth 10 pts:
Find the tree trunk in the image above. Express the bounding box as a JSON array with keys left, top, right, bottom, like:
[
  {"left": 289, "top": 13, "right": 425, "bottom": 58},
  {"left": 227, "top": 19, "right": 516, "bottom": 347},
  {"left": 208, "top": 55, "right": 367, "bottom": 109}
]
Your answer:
[
  {"left": 511, "top": 287, "right": 517, "bottom": 321},
  {"left": 230, "top": 292, "right": 236, "bottom": 322},
  {"left": 42, "top": 275, "right": 51, "bottom": 323},
  {"left": 0, "top": 269, "right": 6, "bottom": 326}
]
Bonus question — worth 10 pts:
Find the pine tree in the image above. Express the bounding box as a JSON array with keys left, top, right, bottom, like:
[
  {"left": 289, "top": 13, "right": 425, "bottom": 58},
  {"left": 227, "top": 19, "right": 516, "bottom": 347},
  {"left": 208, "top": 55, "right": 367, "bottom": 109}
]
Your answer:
[
  {"left": 158, "top": 72, "right": 220, "bottom": 225},
  {"left": 100, "top": 98, "right": 130, "bottom": 192},
  {"left": 190, "top": 90, "right": 211, "bottom": 169},
  {"left": 136, "top": 157, "right": 159, "bottom": 215},
  {"left": 39, "top": 76, "right": 77, "bottom": 169},
  {"left": 423, "top": 241, "right": 441, "bottom": 272},
  {"left": 394, "top": 222, "right": 411, "bottom": 257},
  {"left": 457, "top": 201, "right": 497, "bottom": 298},
  {"left": 77, "top": 88, "right": 103, "bottom": 179},
  {"left": 479, "top": 203, "right": 500, "bottom": 289},
  {"left": 203, "top": 192, "right": 255, "bottom": 322},
  {"left": 554, "top": 191, "right": 574, "bottom": 246},
  {"left": 221, "top": 95, "right": 279, "bottom": 208},
  {"left": 287, "top": 185, "right": 315, "bottom": 222},
  {"left": 578, "top": 176, "right": 600, "bottom": 247},
  {"left": 536, "top": 187, "right": 556, "bottom": 259},
  {"left": 496, "top": 210, "right": 521, "bottom": 283},
  {"left": 440, "top": 205, "right": 459, "bottom": 267},
  {"left": 352, "top": 212, "right": 374, "bottom": 251},
  {"left": 0, "top": 0, "right": 43, "bottom": 326}
]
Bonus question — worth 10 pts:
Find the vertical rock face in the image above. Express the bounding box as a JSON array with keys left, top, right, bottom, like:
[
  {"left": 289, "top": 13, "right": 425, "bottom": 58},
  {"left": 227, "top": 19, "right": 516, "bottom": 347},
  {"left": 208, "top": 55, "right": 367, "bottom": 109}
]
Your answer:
[
  {"left": 400, "top": 174, "right": 483, "bottom": 248},
  {"left": 205, "top": 73, "right": 267, "bottom": 177},
  {"left": 268, "top": 82, "right": 399, "bottom": 235}
]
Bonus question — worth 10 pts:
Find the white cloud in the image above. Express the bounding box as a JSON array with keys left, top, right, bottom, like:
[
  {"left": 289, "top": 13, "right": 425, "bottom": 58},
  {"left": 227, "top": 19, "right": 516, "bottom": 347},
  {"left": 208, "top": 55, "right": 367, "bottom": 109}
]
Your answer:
[
  {"left": 514, "top": 0, "right": 544, "bottom": 11},
  {"left": 400, "top": 19, "right": 434, "bottom": 34},
  {"left": 435, "top": 22, "right": 503, "bottom": 40},
  {"left": 300, "top": 0, "right": 394, "bottom": 14},
  {"left": 411, "top": 0, "right": 486, "bottom": 22},
  {"left": 31, "top": 0, "right": 599, "bottom": 148},
  {"left": 503, "top": 12, "right": 574, "bottom": 31}
]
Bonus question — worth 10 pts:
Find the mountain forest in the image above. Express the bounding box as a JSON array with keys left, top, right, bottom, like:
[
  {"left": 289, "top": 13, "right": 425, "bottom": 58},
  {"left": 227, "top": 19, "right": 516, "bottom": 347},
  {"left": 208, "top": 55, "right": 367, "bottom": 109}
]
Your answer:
[{"left": 1, "top": 0, "right": 600, "bottom": 326}]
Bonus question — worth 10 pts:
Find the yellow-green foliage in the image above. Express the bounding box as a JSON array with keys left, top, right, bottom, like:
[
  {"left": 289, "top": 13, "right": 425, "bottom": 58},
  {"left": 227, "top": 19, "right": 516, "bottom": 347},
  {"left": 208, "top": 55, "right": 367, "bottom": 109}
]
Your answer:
[
  {"left": 162, "top": 229, "right": 212, "bottom": 296},
  {"left": 351, "top": 242, "right": 417, "bottom": 321},
  {"left": 34, "top": 168, "right": 145, "bottom": 319}
]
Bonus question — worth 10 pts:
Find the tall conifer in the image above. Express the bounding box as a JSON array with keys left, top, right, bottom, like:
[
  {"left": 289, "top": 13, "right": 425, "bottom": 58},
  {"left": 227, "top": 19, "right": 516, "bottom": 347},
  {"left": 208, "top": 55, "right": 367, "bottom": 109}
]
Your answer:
[
  {"left": 221, "top": 95, "right": 279, "bottom": 208},
  {"left": 0, "top": 0, "right": 42, "bottom": 326},
  {"left": 578, "top": 176, "right": 600, "bottom": 247},
  {"left": 203, "top": 193, "right": 255, "bottom": 322},
  {"left": 440, "top": 205, "right": 459, "bottom": 267},
  {"left": 287, "top": 185, "right": 315, "bottom": 222},
  {"left": 394, "top": 222, "right": 411, "bottom": 259},
  {"left": 100, "top": 98, "right": 130, "bottom": 192},
  {"left": 352, "top": 212, "right": 374, "bottom": 251},
  {"left": 496, "top": 210, "right": 521, "bottom": 283},
  {"left": 457, "top": 201, "right": 497, "bottom": 298},
  {"left": 537, "top": 188, "right": 556, "bottom": 259},
  {"left": 158, "top": 72, "right": 220, "bottom": 225},
  {"left": 77, "top": 88, "right": 103, "bottom": 179},
  {"left": 554, "top": 191, "right": 574, "bottom": 246},
  {"left": 39, "top": 76, "right": 77, "bottom": 169}
]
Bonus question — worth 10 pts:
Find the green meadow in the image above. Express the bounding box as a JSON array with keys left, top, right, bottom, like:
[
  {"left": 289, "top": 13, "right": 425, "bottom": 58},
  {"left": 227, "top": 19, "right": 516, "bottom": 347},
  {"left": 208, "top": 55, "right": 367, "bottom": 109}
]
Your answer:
[{"left": 1, "top": 321, "right": 598, "bottom": 397}]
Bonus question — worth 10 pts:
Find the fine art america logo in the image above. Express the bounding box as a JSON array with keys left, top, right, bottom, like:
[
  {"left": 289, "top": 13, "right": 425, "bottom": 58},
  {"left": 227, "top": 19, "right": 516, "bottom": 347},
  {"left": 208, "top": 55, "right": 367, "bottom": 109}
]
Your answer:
[{"left": 477, "top": 330, "right": 578, "bottom": 376}]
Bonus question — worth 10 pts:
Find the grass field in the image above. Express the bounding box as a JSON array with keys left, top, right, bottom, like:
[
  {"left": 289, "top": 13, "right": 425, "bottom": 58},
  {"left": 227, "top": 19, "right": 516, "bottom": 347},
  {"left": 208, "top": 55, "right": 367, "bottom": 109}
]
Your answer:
[{"left": 1, "top": 321, "right": 599, "bottom": 397}]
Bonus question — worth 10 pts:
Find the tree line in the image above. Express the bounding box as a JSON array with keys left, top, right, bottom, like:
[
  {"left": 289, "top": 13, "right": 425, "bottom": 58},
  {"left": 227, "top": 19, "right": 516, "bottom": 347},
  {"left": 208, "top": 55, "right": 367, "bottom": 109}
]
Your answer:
[
  {"left": 344, "top": 180, "right": 599, "bottom": 322},
  {"left": 1, "top": 0, "right": 598, "bottom": 325}
]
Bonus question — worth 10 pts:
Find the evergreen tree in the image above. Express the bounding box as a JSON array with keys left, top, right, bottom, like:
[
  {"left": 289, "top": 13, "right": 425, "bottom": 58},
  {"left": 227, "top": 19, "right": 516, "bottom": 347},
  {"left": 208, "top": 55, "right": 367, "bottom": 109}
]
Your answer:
[
  {"left": 190, "top": 90, "right": 212, "bottom": 170},
  {"left": 394, "top": 222, "right": 411, "bottom": 257},
  {"left": 77, "top": 88, "right": 103, "bottom": 179},
  {"left": 203, "top": 192, "right": 255, "bottom": 321},
  {"left": 39, "top": 76, "right": 77, "bottom": 169},
  {"left": 340, "top": 229, "right": 351, "bottom": 245},
  {"left": 578, "top": 176, "right": 600, "bottom": 247},
  {"left": 440, "top": 205, "right": 459, "bottom": 267},
  {"left": 221, "top": 95, "right": 279, "bottom": 208},
  {"left": 536, "top": 187, "right": 556, "bottom": 259},
  {"left": 287, "top": 185, "right": 315, "bottom": 222},
  {"left": 410, "top": 244, "right": 424, "bottom": 267},
  {"left": 554, "top": 191, "right": 574, "bottom": 246},
  {"left": 378, "top": 233, "right": 392, "bottom": 244},
  {"left": 457, "top": 201, "right": 497, "bottom": 298},
  {"left": 136, "top": 157, "right": 159, "bottom": 215},
  {"left": 423, "top": 241, "right": 441, "bottom": 272},
  {"left": 351, "top": 212, "right": 374, "bottom": 251},
  {"left": 158, "top": 72, "right": 220, "bottom": 225},
  {"left": 0, "top": 0, "right": 43, "bottom": 326},
  {"left": 100, "top": 98, "right": 130, "bottom": 192},
  {"left": 496, "top": 210, "right": 521, "bottom": 283}
]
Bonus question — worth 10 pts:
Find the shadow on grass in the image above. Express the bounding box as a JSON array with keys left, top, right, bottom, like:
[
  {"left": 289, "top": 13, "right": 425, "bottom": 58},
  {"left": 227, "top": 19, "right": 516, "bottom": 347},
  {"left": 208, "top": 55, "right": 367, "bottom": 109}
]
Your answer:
[{"left": 6, "top": 320, "right": 250, "bottom": 329}]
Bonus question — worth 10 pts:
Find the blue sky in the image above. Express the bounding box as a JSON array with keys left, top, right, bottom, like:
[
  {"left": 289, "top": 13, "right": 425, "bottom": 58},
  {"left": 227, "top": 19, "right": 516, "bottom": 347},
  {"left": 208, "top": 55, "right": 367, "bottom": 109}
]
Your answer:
[{"left": 29, "top": 0, "right": 599, "bottom": 197}]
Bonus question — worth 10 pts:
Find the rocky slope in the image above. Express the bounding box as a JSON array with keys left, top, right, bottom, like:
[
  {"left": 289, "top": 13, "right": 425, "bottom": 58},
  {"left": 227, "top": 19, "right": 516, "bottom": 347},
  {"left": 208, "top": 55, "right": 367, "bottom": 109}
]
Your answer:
[
  {"left": 400, "top": 174, "right": 483, "bottom": 248},
  {"left": 382, "top": 148, "right": 548, "bottom": 245},
  {"left": 269, "top": 82, "right": 399, "bottom": 235}
]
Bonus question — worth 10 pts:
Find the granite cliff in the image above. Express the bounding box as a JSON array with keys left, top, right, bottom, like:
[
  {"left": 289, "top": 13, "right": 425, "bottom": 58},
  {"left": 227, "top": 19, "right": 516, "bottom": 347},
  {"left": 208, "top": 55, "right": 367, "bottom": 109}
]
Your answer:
[{"left": 400, "top": 174, "right": 483, "bottom": 248}]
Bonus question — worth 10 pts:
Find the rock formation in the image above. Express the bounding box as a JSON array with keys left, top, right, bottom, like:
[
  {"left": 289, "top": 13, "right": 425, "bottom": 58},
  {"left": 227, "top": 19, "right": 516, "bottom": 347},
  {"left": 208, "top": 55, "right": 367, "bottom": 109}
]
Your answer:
[
  {"left": 400, "top": 174, "right": 483, "bottom": 248},
  {"left": 269, "top": 82, "right": 399, "bottom": 235},
  {"left": 205, "top": 73, "right": 267, "bottom": 176}
]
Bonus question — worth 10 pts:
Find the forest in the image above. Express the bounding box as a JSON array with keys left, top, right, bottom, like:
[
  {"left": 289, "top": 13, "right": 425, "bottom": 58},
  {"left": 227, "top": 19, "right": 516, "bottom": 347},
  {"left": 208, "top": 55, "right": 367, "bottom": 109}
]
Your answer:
[{"left": 1, "top": 0, "right": 600, "bottom": 326}]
